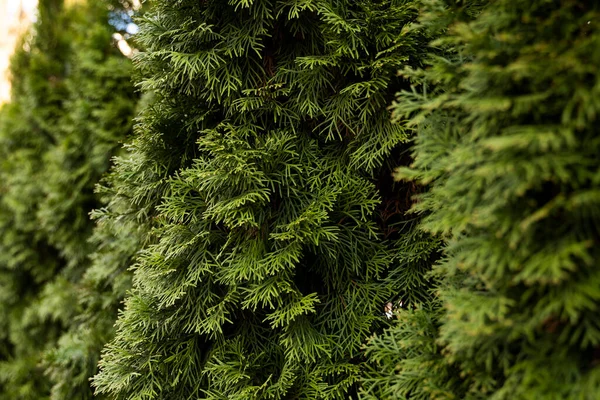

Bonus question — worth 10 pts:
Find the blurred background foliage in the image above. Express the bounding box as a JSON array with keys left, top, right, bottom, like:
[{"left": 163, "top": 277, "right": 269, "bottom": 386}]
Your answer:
[{"left": 0, "top": 0, "right": 138, "bottom": 398}]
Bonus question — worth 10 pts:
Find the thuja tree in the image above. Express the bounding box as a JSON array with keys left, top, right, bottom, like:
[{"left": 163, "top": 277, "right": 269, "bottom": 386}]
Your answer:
[
  {"left": 0, "top": 0, "right": 136, "bottom": 398},
  {"left": 92, "top": 1, "right": 435, "bottom": 398},
  {"left": 36, "top": 1, "right": 137, "bottom": 270},
  {"left": 366, "top": 0, "right": 600, "bottom": 399},
  {"left": 0, "top": 1, "right": 71, "bottom": 397},
  {"left": 41, "top": 1, "right": 139, "bottom": 398},
  {"left": 359, "top": 2, "right": 487, "bottom": 399}
]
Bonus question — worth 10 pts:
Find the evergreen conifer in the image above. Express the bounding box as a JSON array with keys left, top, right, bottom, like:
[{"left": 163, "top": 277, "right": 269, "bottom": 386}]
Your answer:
[
  {"left": 365, "top": 1, "right": 600, "bottom": 398},
  {"left": 92, "top": 1, "right": 434, "bottom": 398},
  {"left": 0, "top": 1, "right": 136, "bottom": 398},
  {"left": 3, "top": 0, "right": 594, "bottom": 398},
  {"left": 0, "top": 2, "right": 72, "bottom": 397}
]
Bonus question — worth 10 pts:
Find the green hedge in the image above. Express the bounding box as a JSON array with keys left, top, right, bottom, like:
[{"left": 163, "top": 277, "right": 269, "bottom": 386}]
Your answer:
[{"left": 1, "top": 1, "right": 598, "bottom": 399}]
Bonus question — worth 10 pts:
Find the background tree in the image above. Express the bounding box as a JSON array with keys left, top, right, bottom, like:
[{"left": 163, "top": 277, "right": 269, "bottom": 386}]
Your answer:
[
  {"left": 0, "top": 0, "right": 136, "bottom": 398},
  {"left": 365, "top": 0, "right": 600, "bottom": 399},
  {"left": 41, "top": 2, "right": 141, "bottom": 398},
  {"left": 92, "top": 1, "right": 435, "bottom": 399},
  {"left": 0, "top": 1, "right": 71, "bottom": 397}
]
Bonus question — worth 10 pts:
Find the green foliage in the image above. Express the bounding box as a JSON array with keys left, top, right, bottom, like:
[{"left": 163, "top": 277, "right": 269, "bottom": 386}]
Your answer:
[
  {"left": 92, "top": 1, "right": 433, "bottom": 399},
  {"left": 0, "top": 2, "right": 70, "bottom": 398},
  {"left": 4, "top": 0, "right": 594, "bottom": 398},
  {"left": 365, "top": 0, "right": 600, "bottom": 399},
  {"left": 0, "top": 1, "right": 136, "bottom": 398}
]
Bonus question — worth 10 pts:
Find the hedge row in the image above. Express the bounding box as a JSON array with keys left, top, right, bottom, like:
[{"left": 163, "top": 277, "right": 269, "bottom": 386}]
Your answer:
[{"left": 0, "top": 1, "right": 598, "bottom": 399}]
